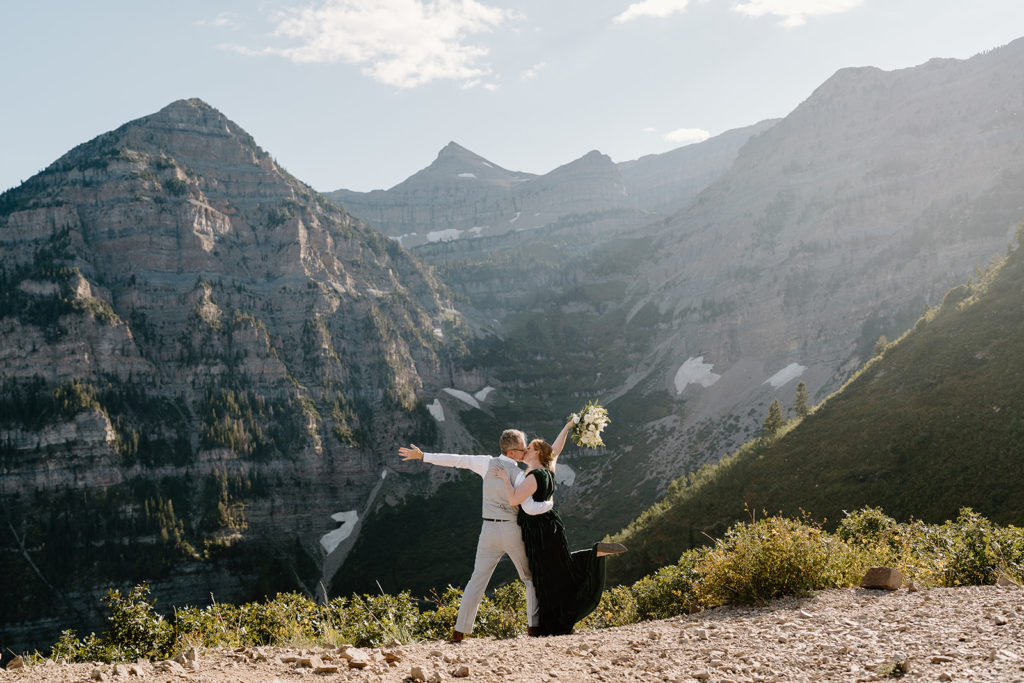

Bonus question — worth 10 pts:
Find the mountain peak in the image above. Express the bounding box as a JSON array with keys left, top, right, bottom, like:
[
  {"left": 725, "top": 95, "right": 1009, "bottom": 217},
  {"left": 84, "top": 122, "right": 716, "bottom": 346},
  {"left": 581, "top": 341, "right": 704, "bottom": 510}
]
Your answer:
[
  {"left": 431, "top": 141, "right": 493, "bottom": 167},
  {"left": 438, "top": 141, "right": 472, "bottom": 157}
]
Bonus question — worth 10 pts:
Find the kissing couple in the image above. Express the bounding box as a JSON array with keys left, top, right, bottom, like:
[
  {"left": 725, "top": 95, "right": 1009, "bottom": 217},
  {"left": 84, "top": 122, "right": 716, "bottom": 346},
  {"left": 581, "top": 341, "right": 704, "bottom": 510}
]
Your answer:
[{"left": 398, "top": 417, "right": 626, "bottom": 641}]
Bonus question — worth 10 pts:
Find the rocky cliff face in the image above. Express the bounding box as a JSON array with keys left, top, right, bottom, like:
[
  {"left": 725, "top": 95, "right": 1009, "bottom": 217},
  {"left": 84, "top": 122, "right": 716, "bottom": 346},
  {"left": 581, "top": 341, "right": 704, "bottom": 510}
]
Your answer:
[{"left": 0, "top": 99, "right": 462, "bottom": 652}]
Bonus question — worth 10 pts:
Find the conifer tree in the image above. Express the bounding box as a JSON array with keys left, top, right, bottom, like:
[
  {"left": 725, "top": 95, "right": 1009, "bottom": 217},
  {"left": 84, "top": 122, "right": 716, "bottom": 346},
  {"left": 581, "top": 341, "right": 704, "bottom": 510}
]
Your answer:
[
  {"left": 762, "top": 399, "right": 785, "bottom": 438},
  {"left": 793, "top": 381, "right": 811, "bottom": 418}
]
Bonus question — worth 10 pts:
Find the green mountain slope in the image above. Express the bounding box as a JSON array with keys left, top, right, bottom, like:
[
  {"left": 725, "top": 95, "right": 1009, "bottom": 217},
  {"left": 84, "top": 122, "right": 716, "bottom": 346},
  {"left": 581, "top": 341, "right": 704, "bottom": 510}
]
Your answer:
[{"left": 608, "top": 227, "right": 1024, "bottom": 584}]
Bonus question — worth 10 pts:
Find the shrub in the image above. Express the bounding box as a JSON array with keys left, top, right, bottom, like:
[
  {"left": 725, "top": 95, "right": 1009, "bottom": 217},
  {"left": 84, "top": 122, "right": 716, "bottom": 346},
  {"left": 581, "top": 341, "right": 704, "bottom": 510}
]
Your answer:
[
  {"left": 630, "top": 548, "right": 704, "bottom": 620},
  {"left": 50, "top": 585, "right": 177, "bottom": 663},
  {"left": 694, "top": 516, "right": 865, "bottom": 606},
  {"left": 340, "top": 591, "right": 421, "bottom": 646},
  {"left": 938, "top": 508, "right": 998, "bottom": 587},
  {"left": 417, "top": 586, "right": 462, "bottom": 641},
  {"left": 473, "top": 583, "right": 526, "bottom": 639},
  {"left": 837, "top": 507, "right": 906, "bottom": 567},
  {"left": 577, "top": 584, "right": 638, "bottom": 630},
  {"left": 44, "top": 509, "right": 1024, "bottom": 661}
]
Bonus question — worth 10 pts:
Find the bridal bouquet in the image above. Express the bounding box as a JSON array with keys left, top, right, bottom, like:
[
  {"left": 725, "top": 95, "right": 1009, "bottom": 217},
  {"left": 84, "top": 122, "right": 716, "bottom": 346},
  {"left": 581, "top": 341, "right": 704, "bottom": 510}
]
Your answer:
[{"left": 569, "top": 400, "right": 611, "bottom": 448}]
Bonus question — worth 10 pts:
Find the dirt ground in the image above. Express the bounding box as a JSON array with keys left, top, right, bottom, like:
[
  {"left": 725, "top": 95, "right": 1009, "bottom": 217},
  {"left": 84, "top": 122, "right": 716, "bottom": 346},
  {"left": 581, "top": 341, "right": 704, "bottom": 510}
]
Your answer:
[{"left": 3, "top": 584, "right": 1023, "bottom": 682}]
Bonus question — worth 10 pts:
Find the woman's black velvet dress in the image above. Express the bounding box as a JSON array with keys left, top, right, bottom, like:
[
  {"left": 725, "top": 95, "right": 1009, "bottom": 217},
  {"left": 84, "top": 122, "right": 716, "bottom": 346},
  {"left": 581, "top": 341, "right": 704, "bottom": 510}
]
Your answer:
[{"left": 518, "top": 468, "right": 606, "bottom": 636}]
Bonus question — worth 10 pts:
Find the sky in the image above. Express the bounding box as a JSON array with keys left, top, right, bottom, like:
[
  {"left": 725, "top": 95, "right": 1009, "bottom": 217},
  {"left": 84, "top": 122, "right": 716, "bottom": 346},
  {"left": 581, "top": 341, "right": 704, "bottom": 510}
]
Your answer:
[{"left": 2, "top": 1, "right": 1024, "bottom": 195}]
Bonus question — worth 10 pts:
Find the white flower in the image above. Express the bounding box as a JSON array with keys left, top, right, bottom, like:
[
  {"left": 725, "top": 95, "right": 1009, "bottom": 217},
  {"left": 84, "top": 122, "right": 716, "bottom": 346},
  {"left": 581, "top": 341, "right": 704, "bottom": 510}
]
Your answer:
[{"left": 569, "top": 400, "right": 610, "bottom": 449}]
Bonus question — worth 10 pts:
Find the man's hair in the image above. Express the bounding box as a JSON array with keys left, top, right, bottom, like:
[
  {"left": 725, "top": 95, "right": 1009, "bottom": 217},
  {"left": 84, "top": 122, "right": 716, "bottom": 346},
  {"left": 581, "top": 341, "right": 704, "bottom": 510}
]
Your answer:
[{"left": 499, "top": 429, "right": 526, "bottom": 454}]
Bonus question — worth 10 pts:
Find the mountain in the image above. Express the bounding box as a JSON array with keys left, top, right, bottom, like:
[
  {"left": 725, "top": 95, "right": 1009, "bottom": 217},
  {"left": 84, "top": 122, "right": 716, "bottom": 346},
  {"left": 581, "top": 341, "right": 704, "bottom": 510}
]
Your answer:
[
  {"left": 618, "top": 121, "right": 777, "bottom": 215},
  {"left": 610, "top": 37, "right": 1024, "bottom": 497},
  {"left": 607, "top": 223, "right": 1024, "bottom": 584},
  {"left": 0, "top": 99, "right": 463, "bottom": 652},
  {"left": 332, "top": 38, "right": 1024, "bottom": 597},
  {"left": 325, "top": 122, "right": 772, "bottom": 248}
]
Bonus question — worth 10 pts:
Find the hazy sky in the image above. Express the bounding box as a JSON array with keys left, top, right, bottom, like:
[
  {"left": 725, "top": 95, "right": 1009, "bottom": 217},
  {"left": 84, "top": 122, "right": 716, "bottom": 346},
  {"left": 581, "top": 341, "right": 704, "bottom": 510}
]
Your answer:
[{"left": 3, "top": 1, "right": 1024, "bottom": 194}]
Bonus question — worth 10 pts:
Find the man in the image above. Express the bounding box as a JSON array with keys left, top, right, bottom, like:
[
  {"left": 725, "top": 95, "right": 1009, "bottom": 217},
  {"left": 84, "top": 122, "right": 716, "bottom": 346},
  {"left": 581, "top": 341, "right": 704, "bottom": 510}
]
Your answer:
[{"left": 398, "top": 429, "right": 551, "bottom": 642}]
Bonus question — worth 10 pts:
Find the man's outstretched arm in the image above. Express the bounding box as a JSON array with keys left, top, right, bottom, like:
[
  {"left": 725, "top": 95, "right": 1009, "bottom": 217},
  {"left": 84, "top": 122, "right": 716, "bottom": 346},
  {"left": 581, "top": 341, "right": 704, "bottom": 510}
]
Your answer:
[{"left": 398, "top": 444, "right": 491, "bottom": 478}]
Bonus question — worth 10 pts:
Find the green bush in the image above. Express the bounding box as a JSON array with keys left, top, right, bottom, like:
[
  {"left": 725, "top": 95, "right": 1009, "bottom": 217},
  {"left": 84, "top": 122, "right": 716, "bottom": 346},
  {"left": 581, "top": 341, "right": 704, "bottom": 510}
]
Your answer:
[
  {"left": 694, "top": 516, "right": 866, "bottom": 606},
  {"left": 417, "top": 586, "right": 462, "bottom": 641},
  {"left": 577, "top": 584, "right": 638, "bottom": 630},
  {"left": 630, "top": 548, "right": 704, "bottom": 620},
  {"left": 50, "top": 585, "right": 174, "bottom": 663},
  {"left": 43, "top": 509, "right": 1024, "bottom": 662},
  {"left": 837, "top": 506, "right": 907, "bottom": 568},
  {"left": 340, "top": 591, "right": 421, "bottom": 647},
  {"left": 938, "top": 508, "right": 998, "bottom": 587},
  {"left": 473, "top": 583, "right": 527, "bottom": 639},
  {"left": 102, "top": 585, "right": 175, "bottom": 660}
]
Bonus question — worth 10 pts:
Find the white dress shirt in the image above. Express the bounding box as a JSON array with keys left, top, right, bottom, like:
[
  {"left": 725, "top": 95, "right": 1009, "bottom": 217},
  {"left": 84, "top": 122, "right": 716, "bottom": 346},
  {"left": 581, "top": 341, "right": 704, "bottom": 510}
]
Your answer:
[{"left": 423, "top": 452, "right": 554, "bottom": 516}]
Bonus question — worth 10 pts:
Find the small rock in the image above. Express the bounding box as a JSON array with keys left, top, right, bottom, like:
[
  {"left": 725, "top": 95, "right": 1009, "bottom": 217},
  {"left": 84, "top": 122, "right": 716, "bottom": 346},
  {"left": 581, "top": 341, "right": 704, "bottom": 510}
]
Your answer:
[
  {"left": 993, "top": 615, "right": 1008, "bottom": 625},
  {"left": 996, "top": 573, "right": 1017, "bottom": 587},
  {"left": 938, "top": 673, "right": 953, "bottom": 682},
  {"left": 798, "top": 610, "right": 813, "bottom": 619},
  {"left": 112, "top": 662, "right": 126, "bottom": 676},
  {"left": 860, "top": 566, "right": 904, "bottom": 590},
  {"left": 347, "top": 654, "right": 370, "bottom": 670},
  {"left": 155, "top": 660, "right": 184, "bottom": 673},
  {"left": 696, "top": 628, "right": 710, "bottom": 640},
  {"left": 91, "top": 667, "right": 108, "bottom": 681},
  {"left": 429, "top": 649, "right": 444, "bottom": 658},
  {"left": 383, "top": 650, "right": 403, "bottom": 663},
  {"left": 297, "top": 655, "right": 324, "bottom": 669},
  {"left": 7, "top": 657, "right": 24, "bottom": 670},
  {"left": 410, "top": 665, "right": 428, "bottom": 681},
  {"left": 906, "top": 581, "right": 920, "bottom": 592},
  {"left": 693, "top": 672, "right": 711, "bottom": 680},
  {"left": 453, "top": 664, "right": 471, "bottom": 677},
  {"left": 314, "top": 665, "right": 340, "bottom": 674},
  {"left": 337, "top": 647, "right": 368, "bottom": 661}
]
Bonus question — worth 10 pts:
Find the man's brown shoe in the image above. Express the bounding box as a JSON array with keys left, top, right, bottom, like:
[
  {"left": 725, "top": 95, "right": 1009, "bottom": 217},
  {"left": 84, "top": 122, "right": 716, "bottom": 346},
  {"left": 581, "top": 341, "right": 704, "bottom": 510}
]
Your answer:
[
  {"left": 596, "top": 542, "right": 627, "bottom": 557},
  {"left": 449, "top": 630, "right": 465, "bottom": 643},
  {"left": 527, "top": 626, "right": 541, "bottom": 637}
]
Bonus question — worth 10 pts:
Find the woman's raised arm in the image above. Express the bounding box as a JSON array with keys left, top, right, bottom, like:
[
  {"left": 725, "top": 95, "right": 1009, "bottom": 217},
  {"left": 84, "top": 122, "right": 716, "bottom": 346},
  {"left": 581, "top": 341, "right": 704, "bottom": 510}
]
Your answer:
[{"left": 551, "top": 418, "right": 575, "bottom": 458}]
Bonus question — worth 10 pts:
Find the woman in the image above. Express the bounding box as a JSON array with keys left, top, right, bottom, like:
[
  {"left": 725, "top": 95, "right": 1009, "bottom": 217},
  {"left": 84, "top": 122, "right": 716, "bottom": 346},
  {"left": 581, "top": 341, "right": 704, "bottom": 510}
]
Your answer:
[{"left": 496, "top": 419, "right": 626, "bottom": 636}]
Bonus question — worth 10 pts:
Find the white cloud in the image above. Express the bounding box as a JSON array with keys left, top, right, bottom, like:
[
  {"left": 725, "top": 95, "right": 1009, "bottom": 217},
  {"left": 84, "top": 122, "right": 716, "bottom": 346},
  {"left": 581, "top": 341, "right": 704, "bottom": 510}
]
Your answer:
[
  {"left": 613, "top": 0, "right": 692, "bottom": 24},
  {"left": 642, "top": 126, "right": 658, "bottom": 133},
  {"left": 196, "top": 12, "right": 239, "bottom": 29},
  {"left": 233, "top": 0, "right": 512, "bottom": 88},
  {"left": 734, "top": 0, "right": 863, "bottom": 28},
  {"left": 521, "top": 61, "right": 547, "bottom": 81},
  {"left": 663, "top": 127, "right": 711, "bottom": 145}
]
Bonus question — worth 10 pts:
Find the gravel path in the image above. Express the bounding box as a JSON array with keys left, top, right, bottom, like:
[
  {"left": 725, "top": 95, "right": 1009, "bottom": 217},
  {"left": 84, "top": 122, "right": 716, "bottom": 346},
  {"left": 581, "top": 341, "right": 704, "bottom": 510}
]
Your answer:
[{"left": 4, "top": 585, "right": 1023, "bottom": 682}]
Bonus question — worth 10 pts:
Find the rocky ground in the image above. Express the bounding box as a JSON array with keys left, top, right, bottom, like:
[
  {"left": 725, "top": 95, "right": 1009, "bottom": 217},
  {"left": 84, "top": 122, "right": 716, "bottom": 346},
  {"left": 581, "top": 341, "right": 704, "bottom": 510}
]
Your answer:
[{"left": 3, "top": 585, "right": 1023, "bottom": 682}]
